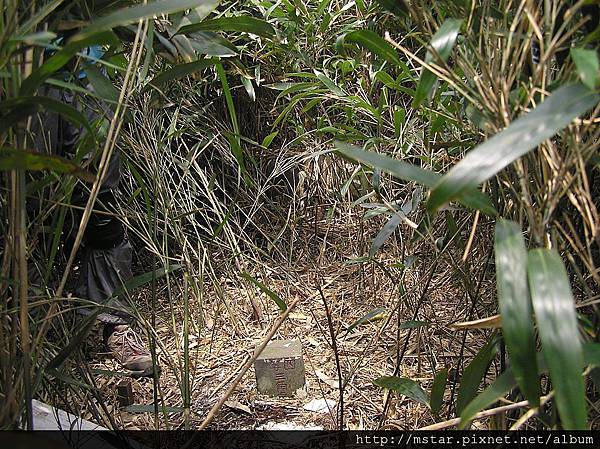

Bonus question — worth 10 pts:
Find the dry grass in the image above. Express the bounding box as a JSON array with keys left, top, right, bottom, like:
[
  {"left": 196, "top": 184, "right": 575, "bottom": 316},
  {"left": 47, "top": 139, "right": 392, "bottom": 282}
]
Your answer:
[{"left": 56, "top": 184, "right": 498, "bottom": 430}]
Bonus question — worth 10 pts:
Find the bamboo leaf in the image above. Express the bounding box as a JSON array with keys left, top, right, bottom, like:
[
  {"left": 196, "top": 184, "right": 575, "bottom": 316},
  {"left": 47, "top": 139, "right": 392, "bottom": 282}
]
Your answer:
[
  {"left": 459, "top": 368, "right": 517, "bottom": 428},
  {"left": 0, "top": 148, "right": 95, "bottom": 182},
  {"left": 20, "top": 31, "right": 119, "bottom": 95},
  {"left": 584, "top": 342, "right": 600, "bottom": 367},
  {"left": 242, "top": 273, "right": 287, "bottom": 312},
  {"left": 428, "top": 84, "right": 600, "bottom": 212},
  {"left": 176, "top": 0, "right": 221, "bottom": 30},
  {"left": 374, "top": 0, "right": 408, "bottom": 17},
  {"left": 571, "top": 48, "right": 600, "bottom": 90},
  {"left": 370, "top": 214, "right": 402, "bottom": 257},
  {"left": 314, "top": 69, "right": 345, "bottom": 96},
  {"left": 345, "top": 307, "right": 387, "bottom": 334},
  {"left": 456, "top": 335, "right": 499, "bottom": 414},
  {"left": 430, "top": 368, "right": 448, "bottom": 415},
  {"left": 78, "top": 0, "right": 220, "bottom": 39},
  {"left": 143, "top": 58, "right": 217, "bottom": 91},
  {"left": 335, "top": 142, "right": 497, "bottom": 215},
  {"left": 188, "top": 31, "right": 238, "bottom": 57},
  {"left": 344, "top": 30, "right": 406, "bottom": 70},
  {"left": 84, "top": 64, "right": 119, "bottom": 103},
  {"left": 528, "top": 249, "right": 587, "bottom": 429},
  {"left": 179, "top": 16, "right": 276, "bottom": 38},
  {"left": 110, "top": 264, "right": 181, "bottom": 302},
  {"left": 373, "top": 376, "right": 429, "bottom": 407},
  {"left": 413, "top": 18, "right": 463, "bottom": 108},
  {"left": 495, "top": 220, "right": 540, "bottom": 407}
]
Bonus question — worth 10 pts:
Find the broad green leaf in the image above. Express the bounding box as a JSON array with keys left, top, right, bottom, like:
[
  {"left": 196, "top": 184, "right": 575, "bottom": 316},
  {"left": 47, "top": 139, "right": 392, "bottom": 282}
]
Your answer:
[
  {"left": 84, "top": 64, "right": 119, "bottom": 103},
  {"left": 456, "top": 335, "right": 499, "bottom": 414},
  {"left": 528, "top": 249, "right": 586, "bottom": 429},
  {"left": 428, "top": 84, "right": 600, "bottom": 213},
  {"left": 78, "top": 0, "right": 220, "bottom": 39},
  {"left": 344, "top": 30, "right": 405, "bottom": 69},
  {"left": 242, "top": 272, "right": 287, "bottom": 312},
  {"left": 583, "top": 342, "right": 600, "bottom": 367},
  {"left": 430, "top": 368, "right": 448, "bottom": 415},
  {"left": 495, "top": 220, "right": 540, "bottom": 407},
  {"left": 176, "top": 0, "right": 221, "bottom": 30},
  {"left": 413, "top": 18, "right": 463, "bottom": 108},
  {"left": 571, "top": 48, "right": 600, "bottom": 90},
  {"left": 241, "top": 77, "right": 256, "bottom": 101},
  {"left": 179, "top": 16, "right": 276, "bottom": 38},
  {"left": 189, "top": 31, "right": 238, "bottom": 57},
  {"left": 262, "top": 131, "right": 279, "bottom": 148},
  {"left": 335, "top": 142, "right": 497, "bottom": 216},
  {"left": 459, "top": 368, "right": 517, "bottom": 428},
  {"left": 370, "top": 214, "right": 402, "bottom": 257},
  {"left": 0, "top": 148, "right": 95, "bottom": 182},
  {"left": 374, "top": 0, "right": 408, "bottom": 16},
  {"left": 112, "top": 264, "right": 182, "bottom": 299},
  {"left": 345, "top": 307, "right": 387, "bottom": 334},
  {"left": 20, "top": 31, "right": 119, "bottom": 95},
  {"left": 143, "top": 58, "right": 217, "bottom": 91},
  {"left": 373, "top": 376, "right": 429, "bottom": 407},
  {"left": 314, "top": 69, "right": 345, "bottom": 96}
]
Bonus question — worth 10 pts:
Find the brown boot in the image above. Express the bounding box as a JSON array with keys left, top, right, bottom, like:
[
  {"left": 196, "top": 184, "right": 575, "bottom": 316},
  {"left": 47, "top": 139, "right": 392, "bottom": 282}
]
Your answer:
[{"left": 105, "top": 325, "right": 156, "bottom": 377}]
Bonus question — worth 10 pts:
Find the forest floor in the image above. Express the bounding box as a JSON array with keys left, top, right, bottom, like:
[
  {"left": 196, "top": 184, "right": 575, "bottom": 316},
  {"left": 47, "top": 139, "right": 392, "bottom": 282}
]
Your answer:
[{"left": 77, "top": 206, "right": 495, "bottom": 430}]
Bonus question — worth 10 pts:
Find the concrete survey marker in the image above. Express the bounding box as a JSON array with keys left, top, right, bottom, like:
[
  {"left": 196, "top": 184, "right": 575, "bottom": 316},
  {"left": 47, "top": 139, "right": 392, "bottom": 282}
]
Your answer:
[{"left": 255, "top": 339, "right": 305, "bottom": 396}]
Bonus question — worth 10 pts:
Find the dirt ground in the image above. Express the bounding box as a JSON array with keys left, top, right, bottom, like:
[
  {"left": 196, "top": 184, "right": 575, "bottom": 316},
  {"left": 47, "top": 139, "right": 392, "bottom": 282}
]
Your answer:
[{"left": 75, "top": 210, "right": 498, "bottom": 431}]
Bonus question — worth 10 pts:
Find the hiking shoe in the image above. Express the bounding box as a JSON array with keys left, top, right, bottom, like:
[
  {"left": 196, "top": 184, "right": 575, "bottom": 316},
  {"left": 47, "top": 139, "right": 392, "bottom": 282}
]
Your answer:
[{"left": 106, "top": 325, "right": 156, "bottom": 377}]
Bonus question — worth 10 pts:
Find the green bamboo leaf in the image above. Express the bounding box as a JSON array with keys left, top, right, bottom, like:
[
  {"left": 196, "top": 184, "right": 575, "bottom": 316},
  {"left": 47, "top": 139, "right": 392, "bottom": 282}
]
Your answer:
[
  {"left": 344, "top": 30, "right": 407, "bottom": 71},
  {"left": 242, "top": 273, "right": 287, "bottom": 312},
  {"left": 179, "top": 16, "right": 276, "bottom": 38},
  {"left": 370, "top": 214, "right": 402, "bottom": 257},
  {"left": 0, "top": 148, "right": 95, "bottom": 182},
  {"left": 495, "top": 220, "right": 540, "bottom": 408},
  {"left": 413, "top": 18, "right": 463, "bottom": 108},
  {"left": 78, "top": 0, "right": 220, "bottom": 39},
  {"left": 261, "top": 131, "right": 278, "bottom": 148},
  {"left": 374, "top": 0, "right": 408, "bottom": 16},
  {"left": 459, "top": 368, "right": 517, "bottom": 428},
  {"left": 335, "top": 142, "right": 497, "bottom": 216},
  {"left": 428, "top": 84, "right": 600, "bottom": 213},
  {"left": 188, "top": 31, "right": 238, "bottom": 57},
  {"left": 20, "top": 31, "right": 119, "bottom": 95},
  {"left": 84, "top": 64, "right": 119, "bottom": 103},
  {"left": 571, "top": 48, "right": 600, "bottom": 90},
  {"left": 143, "top": 58, "right": 217, "bottom": 91},
  {"left": 111, "top": 264, "right": 181, "bottom": 299},
  {"left": 528, "top": 249, "right": 587, "bottom": 429},
  {"left": 373, "top": 376, "right": 429, "bottom": 407},
  {"left": 583, "top": 342, "right": 600, "bottom": 367},
  {"left": 456, "top": 335, "right": 499, "bottom": 414},
  {"left": 345, "top": 307, "right": 387, "bottom": 334},
  {"left": 314, "top": 69, "right": 345, "bottom": 96},
  {"left": 176, "top": 0, "right": 221, "bottom": 30},
  {"left": 430, "top": 368, "right": 448, "bottom": 415}
]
